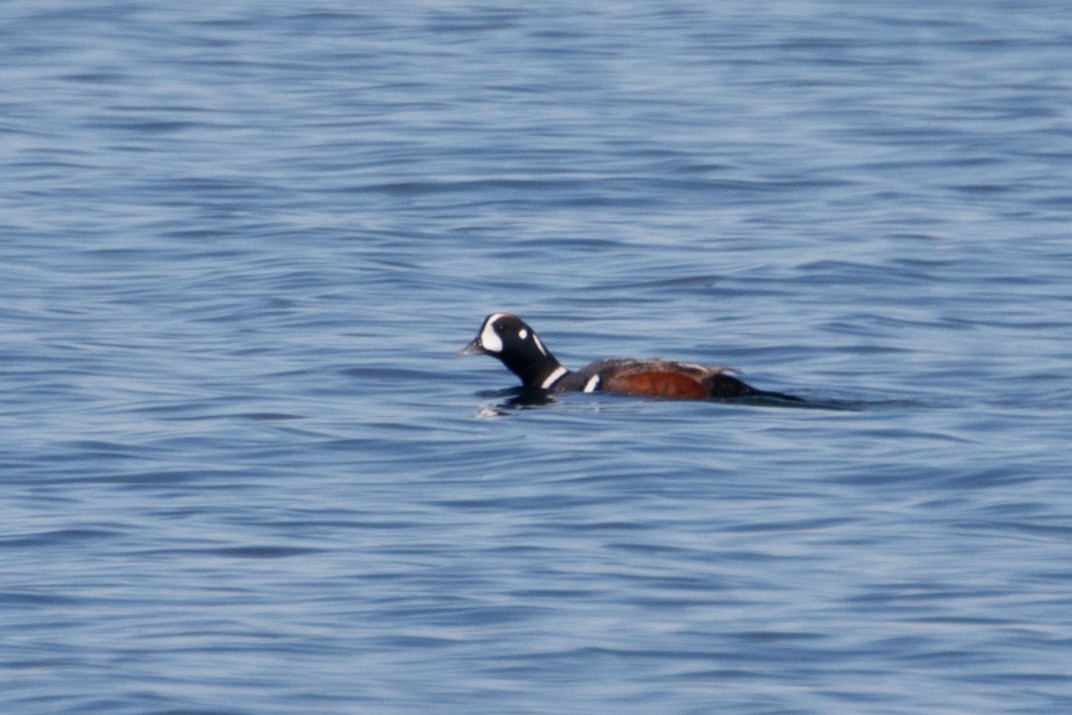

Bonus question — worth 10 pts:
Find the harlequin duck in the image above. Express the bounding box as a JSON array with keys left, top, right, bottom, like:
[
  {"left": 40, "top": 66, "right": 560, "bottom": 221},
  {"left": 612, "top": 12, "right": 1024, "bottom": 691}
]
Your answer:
[{"left": 459, "top": 313, "right": 801, "bottom": 401}]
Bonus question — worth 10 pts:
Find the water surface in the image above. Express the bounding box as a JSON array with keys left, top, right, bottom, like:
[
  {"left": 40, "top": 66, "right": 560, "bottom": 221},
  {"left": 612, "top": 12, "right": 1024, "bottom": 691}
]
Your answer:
[{"left": 2, "top": 2, "right": 1072, "bottom": 713}]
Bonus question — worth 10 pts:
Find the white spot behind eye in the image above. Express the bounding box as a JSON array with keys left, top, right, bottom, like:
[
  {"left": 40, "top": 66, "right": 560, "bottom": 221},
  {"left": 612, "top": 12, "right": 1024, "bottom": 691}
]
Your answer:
[{"left": 519, "top": 328, "right": 528, "bottom": 340}]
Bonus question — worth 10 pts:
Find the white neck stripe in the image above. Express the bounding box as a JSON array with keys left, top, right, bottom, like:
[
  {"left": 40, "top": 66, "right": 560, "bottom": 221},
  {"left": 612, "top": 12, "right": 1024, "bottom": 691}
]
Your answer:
[{"left": 540, "top": 366, "right": 568, "bottom": 389}]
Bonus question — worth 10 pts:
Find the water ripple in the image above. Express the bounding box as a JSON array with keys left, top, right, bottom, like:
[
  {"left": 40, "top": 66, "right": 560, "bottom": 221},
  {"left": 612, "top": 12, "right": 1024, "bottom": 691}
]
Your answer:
[{"left": 3, "top": 1, "right": 1072, "bottom": 714}]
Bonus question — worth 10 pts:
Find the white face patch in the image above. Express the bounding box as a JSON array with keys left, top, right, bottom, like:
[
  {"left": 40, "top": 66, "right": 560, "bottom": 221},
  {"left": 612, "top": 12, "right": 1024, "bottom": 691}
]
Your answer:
[
  {"left": 479, "top": 313, "right": 506, "bottom": 353},
  {"left": 583, "top": 375, "right": 601, "bottom": 393}
]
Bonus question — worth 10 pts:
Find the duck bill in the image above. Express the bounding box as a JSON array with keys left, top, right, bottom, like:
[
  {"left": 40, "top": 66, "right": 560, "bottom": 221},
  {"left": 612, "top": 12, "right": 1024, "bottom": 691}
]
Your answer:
[{"left": 457, "top": 338, "right": 486, "bottom": 357}]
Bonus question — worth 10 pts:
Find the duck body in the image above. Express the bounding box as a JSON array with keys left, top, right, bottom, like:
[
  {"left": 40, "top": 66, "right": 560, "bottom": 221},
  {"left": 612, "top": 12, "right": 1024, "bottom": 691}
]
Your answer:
[{"left": 460, "top": 313, "right": 799, "bottom": 401}]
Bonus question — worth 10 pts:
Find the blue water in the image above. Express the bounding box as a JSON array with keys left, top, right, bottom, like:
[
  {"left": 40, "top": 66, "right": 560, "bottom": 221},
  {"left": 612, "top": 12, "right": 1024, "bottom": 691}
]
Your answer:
[{"left": 3, "top": 1, "right": 1072, "bottom": 713}]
